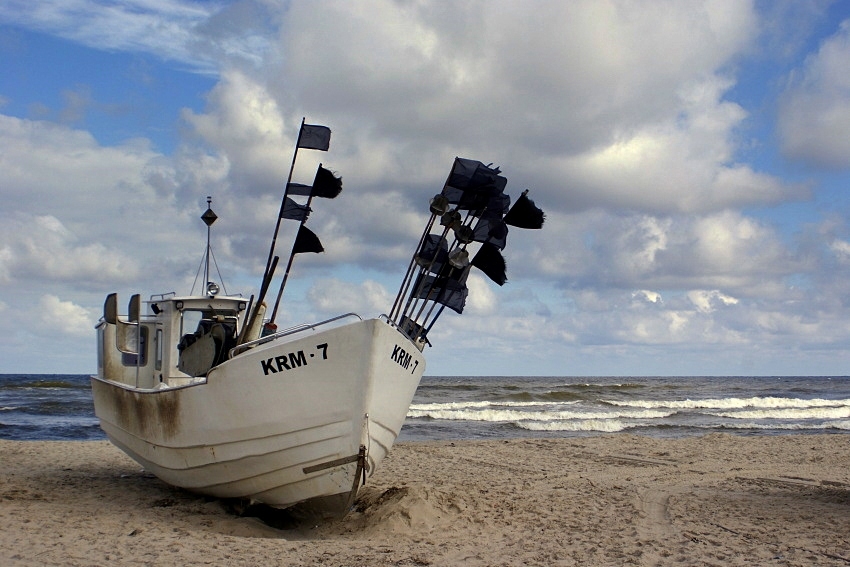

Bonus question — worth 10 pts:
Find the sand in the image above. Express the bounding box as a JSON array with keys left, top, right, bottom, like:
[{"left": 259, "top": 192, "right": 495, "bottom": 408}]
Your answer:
[{"left": 2, "top": 434, "right": 850, "bottom": 566}]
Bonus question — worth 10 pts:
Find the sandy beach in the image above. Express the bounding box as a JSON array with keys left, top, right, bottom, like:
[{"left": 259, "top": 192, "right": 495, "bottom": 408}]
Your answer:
[{"left": 2, "top": 434, "right": 849, "bottom": 566}]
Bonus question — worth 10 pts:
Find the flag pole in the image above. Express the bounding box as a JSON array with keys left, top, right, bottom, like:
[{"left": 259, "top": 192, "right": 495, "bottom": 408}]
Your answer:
[
  {"left": 388, "top": 211, "right": 438, "bottom": 322},
  {"left": 237, "top": 255, "right": 279, "bottom": 345},
  {"left": 262, "top": 117, "right": 306, "bottom": 285},
  {"left": 268, "top": 184, "right": 318, "bottom": 325},
  {"left": 407, "top": 209, "right": 474, "bottom": 323},
  {"left": 397, "top": 221, "right": 454, "bottom": 325},
  {"left": 268, "top": 246, "right": 297, "bottom": 326}
]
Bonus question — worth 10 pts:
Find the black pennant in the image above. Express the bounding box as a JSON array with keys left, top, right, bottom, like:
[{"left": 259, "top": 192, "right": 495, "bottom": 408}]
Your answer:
[
  {"left": 504, "top": 190, "right": 545, "bottom": 229},
  {"left": 471, "top": 242, "right": 507, "bottom": 285},
  {"left": 280, "top": 197, "right": 311, "bottom": 221},
  {"left": 312, "top": 165, "right": 343, "bottom": 198},
  {"left": 292, "top": 225, "right": 324, "bottom": 254},
  {"left": 285, "top": 165, "right": 342, "bottom": 199}
]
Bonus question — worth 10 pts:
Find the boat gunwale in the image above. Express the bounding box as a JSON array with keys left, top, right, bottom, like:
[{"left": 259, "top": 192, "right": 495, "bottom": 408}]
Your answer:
[{"left": 229, "top": 311, "right": 363, "bottom": 358}]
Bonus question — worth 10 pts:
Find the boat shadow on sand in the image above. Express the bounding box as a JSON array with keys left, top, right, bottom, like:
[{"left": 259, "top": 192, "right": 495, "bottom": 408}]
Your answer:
[
  {"left": 223, "top": 483, "right": 462, "bottom": 537},
  {"left": 100, "top": 463, "right": 463, "bottom": 540}
]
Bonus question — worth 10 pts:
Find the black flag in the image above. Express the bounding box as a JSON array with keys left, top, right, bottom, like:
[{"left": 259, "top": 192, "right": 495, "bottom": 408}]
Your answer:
[
  {"left": 286, "top": 182, "right": 312, "bottom": 196},
  {"left": 280, "top": 197, "right": 311, "bottom": 221},
  {"left": 286, "top": 165, "right": 343, "bottom": 199},
  {"left": 415, "top": 234, "right": 449, "bottom": 272},
  {"left": 504, "top": 190, "right": 545, "bottom": 229},
  {"left": 471, "top": 242, "right": 507, "bottom": 285},
  {"left": 473, "top": 217, "right": 508, "bottom": 250},
  {"left": 297, "top": 123, "right": 331, "bottom": 151},
  {"left": 311, "top": 165, "right": 343, "bottom": 198},
  {"left": 292, "top": 225, "right": 324, "bottom": 254},
  {"left": 442, "top": 158, "right": 507, "bottom": 210}
]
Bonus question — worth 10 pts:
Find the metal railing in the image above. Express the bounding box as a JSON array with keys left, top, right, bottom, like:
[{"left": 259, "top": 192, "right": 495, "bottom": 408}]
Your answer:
[{"left": 229, "top": 312, "right": 362, "bottom": 358}]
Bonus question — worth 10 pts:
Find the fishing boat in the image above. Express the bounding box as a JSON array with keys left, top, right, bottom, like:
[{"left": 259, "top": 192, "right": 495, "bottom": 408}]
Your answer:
[{"left": 92, "top": 120, "right": 544, "bottom": 515}]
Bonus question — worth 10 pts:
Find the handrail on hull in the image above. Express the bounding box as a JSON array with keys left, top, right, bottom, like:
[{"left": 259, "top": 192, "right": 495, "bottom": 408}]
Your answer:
[{"left": 229, "top": 312, "right": 362, "bottom": 358}]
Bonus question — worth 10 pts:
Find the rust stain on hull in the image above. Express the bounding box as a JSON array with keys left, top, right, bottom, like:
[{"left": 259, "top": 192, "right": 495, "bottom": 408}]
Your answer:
[{"left": 108, "top": 385, "right": 182, "bottom": 441}]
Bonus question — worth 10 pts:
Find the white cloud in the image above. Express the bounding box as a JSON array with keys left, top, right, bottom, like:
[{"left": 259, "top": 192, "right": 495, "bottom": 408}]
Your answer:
[
  {"left": 533, "top": 209, "right": 794, "bottom": 297},
  {"left": 779, "top": 19, "right": 850, "bottom": 168},
  {"left": 466, "top": 273, "right": 497, "bottom": 315},
  {"left": 831, "top": 239, "right": 850, "bottom": 263},
  {"left": 633, "top": 290, "right": 663, "bottom": 304},
  {"left": 306, "top": 278, "right": 392, "bottom": 316},
  {"left": 0, "top": 213, "right": 138, "bottom": 285},
  {"left": 687, "top": 290, "right": 739, "bottom": 313},
  {"left": 0, "top": 0, "right": 242, "bottom": 73},
  {"left": 181, "top": 70, "right": 291, "bottom": 196},
  {"left": 39, "top": 294, "right": 94, "bottom": 338}
]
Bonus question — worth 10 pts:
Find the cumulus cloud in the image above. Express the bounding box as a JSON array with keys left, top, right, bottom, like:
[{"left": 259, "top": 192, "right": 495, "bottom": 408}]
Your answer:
[
  {"left": 465, "top": 273, "right": 497, "bottom": 315},
  {"left": 39, "top": 294, "right": 94, "bottom": 338},
  {"left": 306, "top": 278, "right": 392, "bottom": 316},
  {"left": 181, "top": 70, "right": 292, "bottom": 196},
  {"left": 0, "top": 213, "right": 138, "bottom": 285},
  {"left": 687, "top": 290, "right": 739, "bottom": 313},
  {"left": 779, "top": 19, "right": 850, "bottom": 168}
]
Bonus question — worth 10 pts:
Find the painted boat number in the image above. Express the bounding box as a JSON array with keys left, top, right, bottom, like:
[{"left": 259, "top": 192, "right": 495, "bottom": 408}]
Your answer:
[
  {"left": 260, "top": 343, "right": 328, "bottom": 375},
  {"left": 391, "top": 344, "right": 419, "bottom": 374}
]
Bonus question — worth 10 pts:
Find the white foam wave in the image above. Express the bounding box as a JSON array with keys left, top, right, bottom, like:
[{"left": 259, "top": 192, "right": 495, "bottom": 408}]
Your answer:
[
  {"left": 604, "top": 396, "right": 850, "bottom": 411},
  {"left": 707, "top": 406, "right": 850, "bottom": 420},
  {"left": 408, "top": 400, "right": 569, "bottom": 411},
  {"left": 406, "top": 408, "right": 673, "bottom": 422},
  {"left": 516, "top": 419, "right": 632, "bottom": 433},
  {"left": 698, "top": 420, "right": 850, "bottom": 431}
]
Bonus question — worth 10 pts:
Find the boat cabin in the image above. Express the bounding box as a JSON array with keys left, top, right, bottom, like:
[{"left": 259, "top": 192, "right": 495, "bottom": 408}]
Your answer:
[{"left": 96, "top": 293, "right": 249, "bottom": 389}]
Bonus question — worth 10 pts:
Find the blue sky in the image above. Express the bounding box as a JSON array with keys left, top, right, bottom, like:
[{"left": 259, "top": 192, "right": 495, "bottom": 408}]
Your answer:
[{"left": 2, "top": 1, "right": 850, "bottom": 376}]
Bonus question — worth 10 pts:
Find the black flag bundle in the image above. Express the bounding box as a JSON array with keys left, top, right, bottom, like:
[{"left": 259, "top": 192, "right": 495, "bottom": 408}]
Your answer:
[
  {"left": 415, "top": 234, "right": 449, "bottom": 271},
  {"left": 391, "top": 156, "right": 546, "bottom": 344},
  {"left": 441, "top": 158, "right": 507, "bottom": 212},
  {"left": 472, "top": 217, "right": 508, "bottom": 250},
  {"left": 412, "top": 272, "right": 468, "bottom": 314}
]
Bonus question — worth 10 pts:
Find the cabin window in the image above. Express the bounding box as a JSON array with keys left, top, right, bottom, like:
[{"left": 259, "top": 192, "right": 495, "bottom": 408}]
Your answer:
[
  {"left": 155, "top": 328, "right": 163, "bottom": 371},
  {"left": 180, "top": 309, "right": 239, "bottom": 337},
  {"left": 121, "top": 325, "right": 148, "bottom": 367},
  {"left": 97, "top": 328, "right": 104, "bottom": 372}
]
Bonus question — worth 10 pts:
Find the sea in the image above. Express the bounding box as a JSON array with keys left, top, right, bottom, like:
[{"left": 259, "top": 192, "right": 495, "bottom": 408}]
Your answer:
[{"left": 1, "top": 374, "right": 850, "bottom": 442}]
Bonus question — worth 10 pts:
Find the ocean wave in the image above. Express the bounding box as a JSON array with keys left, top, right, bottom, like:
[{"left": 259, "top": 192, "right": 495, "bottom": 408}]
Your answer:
[
  {"left": 408, "top": 400, "right": 575, "bottom": 411},
  {"left": 515, "top": 419, "right": 633, "bottom": 433},
  {"left": 406, "top": 407, "right": 674, "bottom": 422},
  {"left": 706, "top": 406, "right": 850, "bottom": 420},
  {"left": 699, "top": 421, "right": 850, "bottom": 431},
  {"left": 0, "top": 380, "right": 83, "bottom": 390},
  {"left": 603, "top": 396, "right": 850, "bottom": 410}
]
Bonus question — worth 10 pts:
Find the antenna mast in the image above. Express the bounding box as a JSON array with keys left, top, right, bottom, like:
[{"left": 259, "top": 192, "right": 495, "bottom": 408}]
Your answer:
[{"left": 201, "top": 196, "right": 218, "bottom": 297}]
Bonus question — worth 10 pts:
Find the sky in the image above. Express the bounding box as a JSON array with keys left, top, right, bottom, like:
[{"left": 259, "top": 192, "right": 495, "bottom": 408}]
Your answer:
[{"left": 1, "top": 0, "right": 850, "bottom": 377}]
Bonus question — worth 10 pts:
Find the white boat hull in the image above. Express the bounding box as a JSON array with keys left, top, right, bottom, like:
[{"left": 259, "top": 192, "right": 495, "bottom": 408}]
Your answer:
[{"left": 92, "top": 317, "right": 424, "bottom": 513}]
